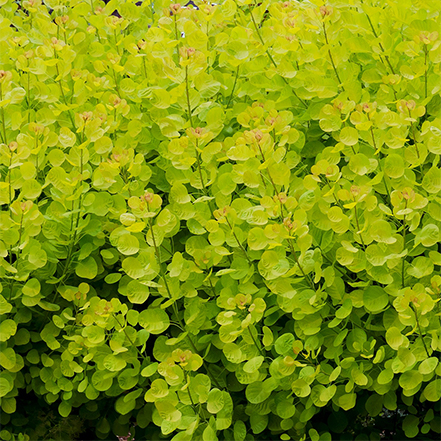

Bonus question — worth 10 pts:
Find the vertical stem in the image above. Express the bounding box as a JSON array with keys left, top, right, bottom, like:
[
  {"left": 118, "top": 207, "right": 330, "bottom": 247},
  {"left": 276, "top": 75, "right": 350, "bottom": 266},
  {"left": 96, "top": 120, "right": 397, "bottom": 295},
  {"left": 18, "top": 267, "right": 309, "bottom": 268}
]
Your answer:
[
  {"left": 411, "top": 304, "right": 430, "bottom": 357},
  {"left": 247, "top": 326, "right": 265, "bottom": 357},
  {"left": 194, "top": 139, "right": 206, "bottom": 193},
  {"left": 112, "top": 313, "right": 147, "bottom": 361},
  {"left": 401, "top": 201, "right": 407, "bottom": 289},
  {"left": 362, "top": 7, "right": 396, "bottom": 75},
  {"left": 225, "top": 217, "right": 252, "bottom": 265},
  {"left": 173, "top": 14, "right": 180, "bottom": 65},
  {"left": 185, "top": 66, "right": 193, "bottom": 127},
  {"left": 368, "top": 115, "right": 392, "bottom": 204},
  {"left": 114, "top": 29, "right": 120, "bottom": 56},
  {"left": 142, "top": 57, "right": 147, "bottom": 79},
  {"left": 424, "top": 45, "right": 428, "bottom": 99},
  {"left": 226, "top": 66, "right": 239, "bottom": 108},
  {"left": 322, "top": 21, "right": 342, "bottom": 88},
  {"left": 354, "top": 204, "right": 366, "bottom": 249},
  {"left": 146, "top": 208, "right": 223, "bottom": 390},
  {"left": 112, "top": 68, "right": 120, "bottom": 96},
  {"left": 247, "top": 4, "right": 307, "bottom": 108},
  {"left": 0, "top": 84, "right": 7, "bottom": 145},
  {"left": 26, "top": 62, "right": 31, "bottom": 123}
]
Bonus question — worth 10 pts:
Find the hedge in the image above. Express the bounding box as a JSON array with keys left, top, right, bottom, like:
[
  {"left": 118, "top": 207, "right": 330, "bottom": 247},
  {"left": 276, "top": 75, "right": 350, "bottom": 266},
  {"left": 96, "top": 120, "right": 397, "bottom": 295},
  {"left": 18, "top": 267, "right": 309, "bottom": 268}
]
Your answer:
[{"left": 0, "top": 0, "right": 440, "bottom": 440}]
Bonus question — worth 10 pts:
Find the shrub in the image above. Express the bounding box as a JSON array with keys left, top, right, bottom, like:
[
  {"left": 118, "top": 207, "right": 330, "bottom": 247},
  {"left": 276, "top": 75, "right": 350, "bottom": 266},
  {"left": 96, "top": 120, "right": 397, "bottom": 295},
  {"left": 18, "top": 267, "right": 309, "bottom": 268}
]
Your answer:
[{"left": 0, "top": 0, "right": 440, "bottom": 440}]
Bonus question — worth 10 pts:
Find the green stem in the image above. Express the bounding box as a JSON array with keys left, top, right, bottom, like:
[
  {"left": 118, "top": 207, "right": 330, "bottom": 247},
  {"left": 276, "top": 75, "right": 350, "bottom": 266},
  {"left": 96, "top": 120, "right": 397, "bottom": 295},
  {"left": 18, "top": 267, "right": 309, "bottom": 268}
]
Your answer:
[
  {"left": 424, "top": 46, "right": 428, "bottom": 99},
  {"left": 114, "top": 28, "right": 120, "bottom": 56},
  {"left": 0, "top": 84, "right": 7, "bottom": 144},
  {"left": 354, "top": 204, "right": 366, "bottom": 250},
  {"left": 185, "top": 66, "right": 193, "bottom": 127},
  {"left": 226, "top": 66, "right": 239, "bottom": 108},
  {"left": 147, "top": 203, "right": 223, "bottom": 390},
  {"left": 112, "top": 313, "right": 147, "bottom": 361},
  {"left": 247, "top": 326, "right": 265, "bottom": 357},
  {"left": 8, "top": 150, "right": 13, "bottom": 205},
  {"left": 322, "top": 21, "right": 342, "bottom": 88},
  {"left": 362, "top": 6, "right": 396, "bottom": 75},
  {"left": 173, "top": 14, "right": 180, "bottom": 65},
  {"left": 410, "top": 304, "right": 430, "bottom": 357},
  {"left": 247, "top": 4, "right": 307, "bottom": 108},
  {"left": 225, "top": 217, "right": 252, "bottom": 265},
  {"left": 55, "top": 62, "right": 76, "bottom": 131},
  {"left": 194, "top": 139, "right": 207, "bottom": 194},
  {"left": 401, "top": 202, "right": 407, "bottom": 289}
]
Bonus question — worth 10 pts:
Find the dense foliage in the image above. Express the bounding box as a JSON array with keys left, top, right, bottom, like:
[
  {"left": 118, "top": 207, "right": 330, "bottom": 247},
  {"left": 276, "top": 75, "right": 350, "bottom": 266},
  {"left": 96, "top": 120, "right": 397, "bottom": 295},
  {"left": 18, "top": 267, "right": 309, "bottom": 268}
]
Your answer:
[{"left": 0, "top": 0, "right": 440, "bottom": 440}]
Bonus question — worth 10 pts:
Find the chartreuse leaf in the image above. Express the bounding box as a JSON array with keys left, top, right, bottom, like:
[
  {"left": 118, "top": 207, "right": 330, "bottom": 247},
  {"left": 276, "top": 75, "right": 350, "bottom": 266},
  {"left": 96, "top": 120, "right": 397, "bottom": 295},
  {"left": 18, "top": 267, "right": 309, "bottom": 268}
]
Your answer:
[
  {"left": 0, "top": 320, "right": 17, "bottom": 342},
  {"left": 139, "top": 308, "right": 170, "bottom": 334},
  {"left": 1, "top": 0, "right": 441, "bottom": 439},
  {"left": 418, "top": 358, "right": 438, "bottom": 375},
  {"left": 363, "top": 286, "right": 389, "bottom": 313},
  {"left": 246, "top": 378, "right": 277, "bottom": 404}
]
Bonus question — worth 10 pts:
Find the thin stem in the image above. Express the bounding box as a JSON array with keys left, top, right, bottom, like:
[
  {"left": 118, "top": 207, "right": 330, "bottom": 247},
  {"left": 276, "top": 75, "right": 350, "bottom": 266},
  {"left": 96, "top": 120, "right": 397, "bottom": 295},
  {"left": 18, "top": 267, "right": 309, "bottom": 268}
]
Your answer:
[
  {"left": 424, "top": 46, "right": 428, "bottom": 99},
  {"left": 247, "top": 326, "right": 265, "bottom": 357},
  {"left": 114, "top": 28, "right": 120, "bottom": 56},
  {"left": 368, "top": 116, "right": 392, "bottom": 204},
  {"left": 0, "top": 84, "right": 7, "bottom": 144},
  {"left": 184, "top": 371, "right": 197, "bottom": 408},
  {"left": 362, "top": 8, "right": 396, "bottom": 75},
  {"left": 194, "top": 140, "right": 207, "bottom": 194},
  {"left": 173, "top": 14, "right": 180, "bottom": 65},
  {"left": 322, "top": 21, "right": 342, "bottom": 88},
  {"left": 226, "top": 66, "right": 239, "bottom": 108},
  {"left": 411, "top": 304, "right": 430, "bottom": 357},
  {"left": 225, "top": 218, "right": 252, "bottom": 265},
  {"left": 247, "top": 4, "right": 307, "bottom": 108},
  {"left": 354, "top": 204, "right": 366, "bottom": 250},
  {"left": 112, "top": 313, "right": 147, "bottom": 361},
  {"left": 55, "top": 62, "right": 76, "bottom": 130},
  {"left": 26, "top": 63, "right": 31, "bottom": 123},
  {"left": 147, "top": 203, "right": 223, "bottom": 391},
  {"left": 8, "top": 149, "right": 13, "bottom": 205},
  {"left": 112, "top": 68, "right": 120, "bottom": 96},
  {"left": 185, "top": 66, "right": 193, "bottom": 127},
  {"left": 401, "top": 201, "right": 407, "bottom": 289}
]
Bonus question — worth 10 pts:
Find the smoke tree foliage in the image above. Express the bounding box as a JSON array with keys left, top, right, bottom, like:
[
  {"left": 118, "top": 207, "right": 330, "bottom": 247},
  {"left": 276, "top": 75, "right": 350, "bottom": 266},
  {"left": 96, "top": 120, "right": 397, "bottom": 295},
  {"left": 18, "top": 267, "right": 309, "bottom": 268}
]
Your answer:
[{"left": 0, "top": 0, "right": 440, "bottom": 439}]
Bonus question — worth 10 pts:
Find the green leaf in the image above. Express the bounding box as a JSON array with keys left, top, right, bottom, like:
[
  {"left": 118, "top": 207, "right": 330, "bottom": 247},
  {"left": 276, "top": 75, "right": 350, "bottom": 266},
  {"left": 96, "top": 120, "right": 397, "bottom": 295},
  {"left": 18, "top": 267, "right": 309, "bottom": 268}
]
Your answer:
[
  {"left": 246, "top": 378, "right": 277, "bottom": 404},
  {"left": 233, "top": 421, "right": 247, "bottom": 441},
  {"left": 275, "top": 333, "right": 295, "bottom": 355},
  {"left": 103, "top": 354, "right": 127, "bottom": 372},
  {"left": 0, "top": 372, "right": 14, "bottom": 397},
  {"left": 423, "top": 379, "right": 441, "bottom": 402},
  {"left": 126, "top": 280, "right": 150, "bottom": 304},
  {"left": 399, "top": 370, "right": 423, "bottom": 391},
  {"left": 243, "top": 356, "right": 264, "bottom": 373},
  {"left": 22, "top": 278, "right": 41, "bottom": 297},
  {"left": 339, "top": 127, "right": 359, "bottom": 146},
  {"left": 75, "top": 256, "right": 98, "bottom": 279},
  {"left": 58, "top": 401, "right": 72, "bottom": 418},
  {"left": 207, "top": 388, "right": 224, "bottom": 413},
  {"left": 0, "top": 348, "right": 16, "bottom": 370},
  {"left": 139, "top": 308, "right": 170, "bottom": 334},
  {"left": 0, "top": 320, "right": 17, "bottom": 342},
  {"left": 418, "top": 357, "right": 438, "bottom": 375},
  {"left": 0, "top": 295, "right": 12, "bottom": 315},
  {"left": 363, "top": 286, "right": 388, "bottom": 313},
  {"left": 422, "top": 166, "right": 441, "bottom": 194},
  {"left": 402, "top": 415, "right": 419, "bottom": 438},
  {"left": 91, "top": 371, "right": 113, "bottom": 392},
  {"left": 117, "top": 234, "right": 140, "bottom": 256},
  {"left": 338, "top": 393, "right": 357, "bottom": 411}
]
